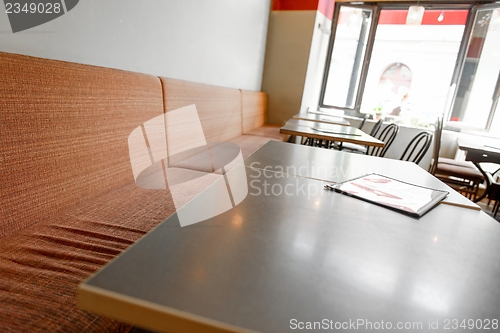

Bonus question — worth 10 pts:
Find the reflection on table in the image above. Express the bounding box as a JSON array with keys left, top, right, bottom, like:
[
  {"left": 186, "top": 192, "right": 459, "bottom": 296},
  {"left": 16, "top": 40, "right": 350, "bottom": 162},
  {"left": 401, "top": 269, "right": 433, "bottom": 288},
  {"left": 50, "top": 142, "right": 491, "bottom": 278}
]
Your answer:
[
  {"left": 292, "top": 112, "right": 350, "bottom": 126},
  {"left": 280, "top": 119, "right": 384, "bottom": 148}
]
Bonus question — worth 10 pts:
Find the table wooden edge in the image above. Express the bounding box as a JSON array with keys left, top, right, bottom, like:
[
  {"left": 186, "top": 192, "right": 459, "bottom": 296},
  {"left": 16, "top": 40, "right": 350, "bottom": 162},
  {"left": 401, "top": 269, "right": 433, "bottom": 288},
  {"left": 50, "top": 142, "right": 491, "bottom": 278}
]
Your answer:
[
  {"left": 280, "top": 128, "right": 385, "bottom": 148},
  {"left": 77, "top": 284, "right": 258, "bottom": 333},
  {"left": 440, "top": 198, "right": 480, "bottom": 211}
]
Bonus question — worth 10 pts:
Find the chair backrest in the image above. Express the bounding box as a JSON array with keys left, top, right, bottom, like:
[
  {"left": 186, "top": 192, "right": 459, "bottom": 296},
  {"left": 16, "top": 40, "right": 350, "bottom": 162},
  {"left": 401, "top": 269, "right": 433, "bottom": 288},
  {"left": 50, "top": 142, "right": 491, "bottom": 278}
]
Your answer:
[
  {"left": 400, "top": 131, "right": 433, "bottom": 164},
  {"left": 370, "top": 119, "right": 383, "bottom": 136},
  {"left": 367, "top": 123, "right": 399, "bottom": 157},
  {"left": 358, "top": 114, "right": 368, "bottom": 130},
  {"left": 429, "top": 116, "right": 443, "bottom": 174}
]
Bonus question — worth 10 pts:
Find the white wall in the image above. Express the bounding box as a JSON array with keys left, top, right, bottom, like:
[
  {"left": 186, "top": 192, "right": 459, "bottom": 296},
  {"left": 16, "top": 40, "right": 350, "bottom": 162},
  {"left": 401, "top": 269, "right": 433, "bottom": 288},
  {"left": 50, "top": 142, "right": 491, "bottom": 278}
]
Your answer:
[{"left": 0, "top": 0, "right": 270, "bottom": 91}]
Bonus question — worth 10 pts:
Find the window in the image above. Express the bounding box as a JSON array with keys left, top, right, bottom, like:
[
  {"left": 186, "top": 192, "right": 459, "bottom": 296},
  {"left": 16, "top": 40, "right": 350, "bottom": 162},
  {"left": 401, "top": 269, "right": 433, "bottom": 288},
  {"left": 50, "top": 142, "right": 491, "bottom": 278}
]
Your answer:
[
  {"left": 320, "top": 2, "right": 500, "bottom": 132},
  {"left": 448, "top": 6, "right": 500, "bottom": 130},
  {"left": 321, "top": 6, "right": 375, "bottom": 110}
]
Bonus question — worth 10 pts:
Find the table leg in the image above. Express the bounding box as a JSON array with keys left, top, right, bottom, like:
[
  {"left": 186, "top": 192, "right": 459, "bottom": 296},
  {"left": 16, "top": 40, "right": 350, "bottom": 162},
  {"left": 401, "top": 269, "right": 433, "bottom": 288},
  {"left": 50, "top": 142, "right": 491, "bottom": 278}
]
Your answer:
[{"left": 472, "top": 161, "right": 490, "bottom": 203}]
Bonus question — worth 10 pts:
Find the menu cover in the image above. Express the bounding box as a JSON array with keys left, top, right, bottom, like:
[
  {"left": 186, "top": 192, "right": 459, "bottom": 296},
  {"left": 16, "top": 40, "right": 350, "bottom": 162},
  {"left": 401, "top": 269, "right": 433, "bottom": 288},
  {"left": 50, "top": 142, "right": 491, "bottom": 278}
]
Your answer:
[{"left": 324, "top": 173, "right": 449, "bottom": 218}]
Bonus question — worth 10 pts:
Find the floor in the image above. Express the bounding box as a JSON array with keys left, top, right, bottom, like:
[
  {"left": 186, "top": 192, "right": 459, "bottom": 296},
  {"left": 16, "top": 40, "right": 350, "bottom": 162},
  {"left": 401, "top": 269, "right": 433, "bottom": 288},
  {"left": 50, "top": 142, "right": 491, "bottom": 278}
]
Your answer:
[{"left": 477, "top": 198, "right": 500, "bottom": 222}]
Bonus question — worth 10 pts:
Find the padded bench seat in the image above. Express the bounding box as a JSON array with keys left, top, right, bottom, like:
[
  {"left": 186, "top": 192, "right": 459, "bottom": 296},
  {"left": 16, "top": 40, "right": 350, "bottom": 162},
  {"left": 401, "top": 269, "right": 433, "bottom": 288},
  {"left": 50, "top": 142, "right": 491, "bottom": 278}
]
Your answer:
[
  {"left": 227, "top": 134, "right": 285, "bottom": 159},
  {"left": 245, "top": 124, "right": 290, "bottom": 142},
  {"left": 0, "top": 182, "right": 176, "bottom": 333}
]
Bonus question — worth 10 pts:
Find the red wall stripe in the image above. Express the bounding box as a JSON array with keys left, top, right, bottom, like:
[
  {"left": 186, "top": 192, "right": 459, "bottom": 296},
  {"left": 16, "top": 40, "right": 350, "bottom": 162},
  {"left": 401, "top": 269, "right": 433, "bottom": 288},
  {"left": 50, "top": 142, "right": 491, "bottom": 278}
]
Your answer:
[
  {"left": 272, "top": 0, "right": 319, "bottom": 11},
  {"left": 273, "top": 0, "right": 335, "bottom": 20},
  {"left": 272, "top": 2, "right": 467, "bottom": 25}
]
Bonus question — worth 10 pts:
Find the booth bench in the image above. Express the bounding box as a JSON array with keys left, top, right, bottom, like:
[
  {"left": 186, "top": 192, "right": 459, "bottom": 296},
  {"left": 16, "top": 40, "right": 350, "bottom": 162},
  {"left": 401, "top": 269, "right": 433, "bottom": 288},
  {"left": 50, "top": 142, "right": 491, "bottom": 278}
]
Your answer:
[{"left": 0, "top": 51, "right": 288, "bottom": 332}]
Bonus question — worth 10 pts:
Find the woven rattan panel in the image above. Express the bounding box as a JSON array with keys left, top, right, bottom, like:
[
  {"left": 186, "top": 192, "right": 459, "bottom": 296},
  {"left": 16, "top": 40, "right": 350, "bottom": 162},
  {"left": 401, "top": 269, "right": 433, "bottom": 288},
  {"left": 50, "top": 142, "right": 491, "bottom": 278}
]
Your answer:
[
  {"left": 0, "top": 52, "right": 164, "bottom": 237},
  {"left": 241, "top": 89, "right": 267, "bottom": 134},
  {"left": 160, "top": 77, "right": 242, "bottom": 145}
]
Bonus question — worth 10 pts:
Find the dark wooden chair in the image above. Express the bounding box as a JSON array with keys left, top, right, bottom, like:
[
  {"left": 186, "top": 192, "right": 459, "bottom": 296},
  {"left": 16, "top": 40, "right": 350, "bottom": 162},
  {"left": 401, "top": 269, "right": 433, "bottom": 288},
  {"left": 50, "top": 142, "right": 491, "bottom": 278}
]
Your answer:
[
  {"left": 486, "top": 169, "right": 500, "bottom": 217},
  {"left": 338, "top": 119, "right": 383, "bottom": 154},
  {"left": 429, "top": 116, "right": 484, "bottom": 200},
  {"left": 367, "top": 122, "right": 399, "bottom": 157},
  {"left": 400, "top": 131, "right": 433, "bottom": 164},
  {"left": 357, "top": 114, "right": 369, "bottom": 131}
]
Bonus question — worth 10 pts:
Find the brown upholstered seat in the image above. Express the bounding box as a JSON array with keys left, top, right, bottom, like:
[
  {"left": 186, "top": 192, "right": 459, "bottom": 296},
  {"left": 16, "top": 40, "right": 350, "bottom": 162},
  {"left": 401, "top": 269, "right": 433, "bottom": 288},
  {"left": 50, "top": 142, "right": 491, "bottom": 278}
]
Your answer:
[
  {"left": 227, "top": 135, "right": 283, "bottom": 159},
  {"left": 245, "top": 124, "right": 290, "bottom": 142},
  {"left": 438, "top": 157, "right": 479, "bottom": 169},
  {"left": 430, "top": 116, "right": 484, "bottom": 199},
  {"left": 436, "top": 161, "right": 484, "bottom": 182}
]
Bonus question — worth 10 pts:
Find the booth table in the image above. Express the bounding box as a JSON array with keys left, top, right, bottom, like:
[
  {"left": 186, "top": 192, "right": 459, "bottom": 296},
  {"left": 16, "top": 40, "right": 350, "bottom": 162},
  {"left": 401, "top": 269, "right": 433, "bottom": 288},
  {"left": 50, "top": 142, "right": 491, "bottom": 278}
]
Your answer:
[{"left": 79, "top": 142, "right": 497, "bottom": 333}]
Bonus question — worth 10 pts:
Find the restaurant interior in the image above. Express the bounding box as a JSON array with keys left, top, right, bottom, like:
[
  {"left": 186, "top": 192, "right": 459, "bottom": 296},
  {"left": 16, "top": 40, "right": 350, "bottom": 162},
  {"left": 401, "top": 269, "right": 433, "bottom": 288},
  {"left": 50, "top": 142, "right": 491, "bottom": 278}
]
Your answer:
[{"left": 1, "top": 0, "right": 500, "bottom": 332}]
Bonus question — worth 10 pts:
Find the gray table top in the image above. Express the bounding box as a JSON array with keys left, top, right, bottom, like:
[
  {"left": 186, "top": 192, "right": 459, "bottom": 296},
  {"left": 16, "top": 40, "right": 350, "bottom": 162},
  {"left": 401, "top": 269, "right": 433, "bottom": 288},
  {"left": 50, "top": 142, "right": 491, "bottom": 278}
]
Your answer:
[
  {"left": 281, "top": 120, "right": 384, "bottom": 148},
  {"left": 79, "top": 143, "right": 498, "bottom": 333}
]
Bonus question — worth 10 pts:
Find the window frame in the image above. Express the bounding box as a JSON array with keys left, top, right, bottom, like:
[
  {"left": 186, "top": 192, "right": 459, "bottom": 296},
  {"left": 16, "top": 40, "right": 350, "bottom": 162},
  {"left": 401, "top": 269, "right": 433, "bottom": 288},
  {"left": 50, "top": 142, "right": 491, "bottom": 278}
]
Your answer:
[
  {"left": 445, "top": 2, "right": 500, "bottom": 132},
  {"left": 319, "top": 3, "right": 379, "bottom": 116},
  {"left": 319, "top": 2, "right": 480, "bottom": 122}
]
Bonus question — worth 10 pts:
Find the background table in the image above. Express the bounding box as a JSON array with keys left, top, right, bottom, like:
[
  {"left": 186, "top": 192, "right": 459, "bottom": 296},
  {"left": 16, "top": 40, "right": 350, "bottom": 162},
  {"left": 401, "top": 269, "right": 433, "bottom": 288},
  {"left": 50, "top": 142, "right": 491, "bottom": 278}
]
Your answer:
[
  {"left": 292, "top": 112, "right": 350, "bottom": 126},
  {"left": 458, "top": 139, "right": 500, "bottom": 202},
  {"left": 280, "top": 119, "right": 384, "bottom": 148}
]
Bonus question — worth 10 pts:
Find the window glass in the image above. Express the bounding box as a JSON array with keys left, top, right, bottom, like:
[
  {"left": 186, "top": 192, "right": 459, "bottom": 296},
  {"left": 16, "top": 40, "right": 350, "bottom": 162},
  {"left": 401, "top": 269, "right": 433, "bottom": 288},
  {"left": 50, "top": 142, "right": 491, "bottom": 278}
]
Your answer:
[
  {"left": 360, "top": 9, "right": 466, "bottom": 128},
  {"left": 449, "top": 8, "right": 500, "bottom": 129},
  {"left": 323, "top": 7, "right": 373, "bottom": 109}
]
